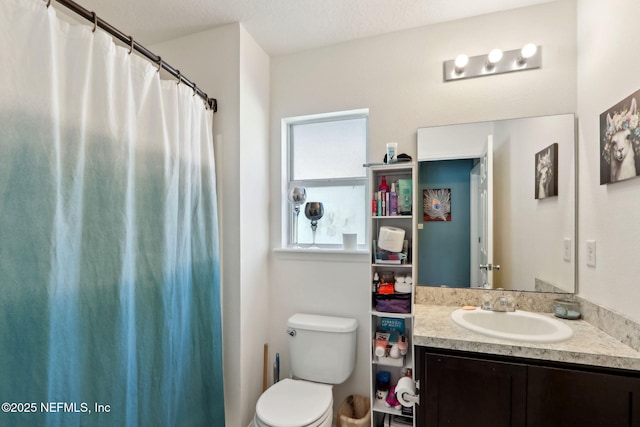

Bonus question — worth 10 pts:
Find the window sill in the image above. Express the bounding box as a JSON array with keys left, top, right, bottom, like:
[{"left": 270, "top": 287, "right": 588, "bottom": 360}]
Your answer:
[{"left": 273, "top": 246, "right": 370, "bottom": 262}]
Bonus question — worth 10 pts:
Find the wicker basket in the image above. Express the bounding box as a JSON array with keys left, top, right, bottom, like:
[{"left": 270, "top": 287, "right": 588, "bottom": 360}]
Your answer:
[{"left": 337, "top": 395, "right": 371, "bottom": 427}]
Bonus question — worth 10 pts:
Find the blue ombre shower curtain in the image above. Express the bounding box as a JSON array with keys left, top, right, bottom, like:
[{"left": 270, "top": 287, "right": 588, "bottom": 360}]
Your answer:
[{"left": 0, "top": 0, "right": 225, "bottom": 425}]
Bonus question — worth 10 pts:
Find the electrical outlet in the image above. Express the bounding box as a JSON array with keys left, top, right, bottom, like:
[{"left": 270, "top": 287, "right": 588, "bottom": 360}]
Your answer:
[
  {"left": 417, "top": 223, "right": 424, "bottom": 230},
  {"left": 586, "top": 240, "right": 596, "bottom": 267},
  {"left": 563, "top": 238, "right": 571, "bottom": 262}
]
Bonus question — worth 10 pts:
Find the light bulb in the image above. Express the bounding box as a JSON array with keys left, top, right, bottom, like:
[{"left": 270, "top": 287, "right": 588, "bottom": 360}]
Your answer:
[
  {"left": 487, "top": 48, "right": 503, "bottom": 64},
  {"left": 520, "top": 43, "right": 537, "bottom": 59},
  {"left": 516, "top": 43, "right": 538, "bottom": 65},
  {"left": 454, "top": 54, "right": 469, "bottom": 69},
  {"left": 453, "top": 54, "right": 468, "bottom": 74}
]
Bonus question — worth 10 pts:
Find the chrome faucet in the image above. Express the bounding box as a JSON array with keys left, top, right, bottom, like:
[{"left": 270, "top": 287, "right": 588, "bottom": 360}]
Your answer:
[
  {"left": 480, "top": 293, "right": 492, "bottom": 310},
  {"left": 491, "top": 295, "right": 516, "bottom": 312}
]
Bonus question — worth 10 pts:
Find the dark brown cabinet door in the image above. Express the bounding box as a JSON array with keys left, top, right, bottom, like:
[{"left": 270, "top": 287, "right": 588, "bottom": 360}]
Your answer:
[
  {"left": 421, "top": 352, "right": 527, "bottom": 427},
  {"left": 527, "top": 365, "right": 640, "bottom": 427},
  {"left": 417, "top": 347, "right": 640, "bottom": 427}
]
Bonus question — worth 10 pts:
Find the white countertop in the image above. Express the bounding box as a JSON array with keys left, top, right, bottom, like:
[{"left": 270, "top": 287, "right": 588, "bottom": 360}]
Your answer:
[{"left": 413, "top": 304, "right": 640, "bottom": 371}]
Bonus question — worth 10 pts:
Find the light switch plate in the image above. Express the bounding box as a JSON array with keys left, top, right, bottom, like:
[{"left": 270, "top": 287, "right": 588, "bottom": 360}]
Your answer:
[
  {"left": 586, "top": 240, "right": 596, "bottom": 267},
  {"left": 563, "top": 238, "right": 571, "bottom": 262}
]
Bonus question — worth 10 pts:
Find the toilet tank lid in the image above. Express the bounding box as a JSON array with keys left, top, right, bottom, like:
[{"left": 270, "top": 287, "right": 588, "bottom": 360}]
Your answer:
[{"left": 288, "top": 313, "right": 358, "bottom": 333}]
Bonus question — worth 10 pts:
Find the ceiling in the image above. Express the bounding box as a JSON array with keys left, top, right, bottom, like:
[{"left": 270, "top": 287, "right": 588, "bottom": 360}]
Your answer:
[{"left": 72, "top": 0, "right": 557, "bottom": 56}]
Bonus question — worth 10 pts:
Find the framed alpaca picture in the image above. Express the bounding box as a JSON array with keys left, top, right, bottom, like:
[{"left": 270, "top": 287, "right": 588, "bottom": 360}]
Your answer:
[
  {"left": 423, "top": 188, "right": 451, "bottom": 221},
  {"left": 600, "top": 89, "right": 640, "bottom": 184},
  {"left": 535, "top": 143, "right": 558, "bottom": 199}
]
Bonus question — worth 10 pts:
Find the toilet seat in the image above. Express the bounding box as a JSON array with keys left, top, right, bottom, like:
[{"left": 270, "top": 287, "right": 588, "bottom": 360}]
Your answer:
[{"left": 255, "top": 378, "right": 333, "bottom": 427}]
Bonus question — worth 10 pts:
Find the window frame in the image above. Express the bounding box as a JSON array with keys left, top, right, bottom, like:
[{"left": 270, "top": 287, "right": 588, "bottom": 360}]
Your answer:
[{"left": 282, "top": 109, "right": 369, "bottom": 249}]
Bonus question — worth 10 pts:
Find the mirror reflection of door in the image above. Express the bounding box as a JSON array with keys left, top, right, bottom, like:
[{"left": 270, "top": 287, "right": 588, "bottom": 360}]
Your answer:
[
  {"left": 418, "top": 135, "right": 498, "bottom": 289},
  {"left": 478, "top": 135, "right": 494, "bottom": 288},
  {"left": 470, "top": 164, "right": 480, "bottom": 287}
]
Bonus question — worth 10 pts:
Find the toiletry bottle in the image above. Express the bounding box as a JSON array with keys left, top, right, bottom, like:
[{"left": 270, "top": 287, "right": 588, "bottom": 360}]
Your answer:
[
  {"left": 397, "top": 335, "right": 408, "bottom": 355},
  {"left": 372, "top": 272, "right": 380, "bottom": 292},
  {"left": 372, "top": 196, "right": 377, "bottom": 216},
  {"left": 374, "top": 335, "right": 388, "bottom": 357},
  {"left": 379, "top": 177, "right": 389, "bottom": 215},
  {"left": 379, "top": 176, "right": 389, "bottom": 193},
  {"left": 389, "top": 182, "right": 398, "bottom": 216},
  {"left": 376, "top": 371, "right": 391, "bottom": 400},
  {"left": 402, "top": 194, "right": 410, "bottom": 215}
]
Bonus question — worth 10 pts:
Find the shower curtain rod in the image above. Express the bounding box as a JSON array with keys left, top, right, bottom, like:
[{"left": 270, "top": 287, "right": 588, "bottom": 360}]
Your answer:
[{"left": 46, "top": 0, "right": 218, "bottom": 112}]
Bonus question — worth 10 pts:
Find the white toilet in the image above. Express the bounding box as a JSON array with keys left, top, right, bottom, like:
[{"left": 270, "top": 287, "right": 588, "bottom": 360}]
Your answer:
[{"left": 254, "top": 313, "right": 358, "bottom": 427}]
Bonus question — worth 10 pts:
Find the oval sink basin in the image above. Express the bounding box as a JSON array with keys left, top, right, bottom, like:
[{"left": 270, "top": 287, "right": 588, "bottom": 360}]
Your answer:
[{"left": 451, "top": 308, "right": 573, "bottom": 343}]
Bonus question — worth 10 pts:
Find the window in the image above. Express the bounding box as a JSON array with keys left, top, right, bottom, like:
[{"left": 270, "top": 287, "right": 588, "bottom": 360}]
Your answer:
[{"left": 284, "top": 109, "right": 368, "bottom": 247}]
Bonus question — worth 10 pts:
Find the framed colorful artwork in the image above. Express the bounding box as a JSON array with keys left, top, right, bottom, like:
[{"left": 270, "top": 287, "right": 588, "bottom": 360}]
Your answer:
[{"left": 423, "top": 188, "right": 451, "bottom": 221}]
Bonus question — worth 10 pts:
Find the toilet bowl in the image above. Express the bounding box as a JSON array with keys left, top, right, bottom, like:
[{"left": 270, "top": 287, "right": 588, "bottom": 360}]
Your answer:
[
  {"left": 254, "top": 379, "right": 332, "bottom": 427},
  {"left": 254, "top": 313, "right": 357, "bottom": 427}
]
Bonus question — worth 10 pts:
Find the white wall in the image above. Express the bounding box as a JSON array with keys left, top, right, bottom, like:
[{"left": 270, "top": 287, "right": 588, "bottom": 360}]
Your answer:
[
  {"left": 270, "top": 0, "right": 577, "bottom": 414},
  {"left": 576, "top": 0, "right": 640, "bottom": 322},
  {"left": 238, "top": 25, "right": 271, "bottom": 426},
  {"left": 152, "top": 23, "right": 270, "bottom": 427}
]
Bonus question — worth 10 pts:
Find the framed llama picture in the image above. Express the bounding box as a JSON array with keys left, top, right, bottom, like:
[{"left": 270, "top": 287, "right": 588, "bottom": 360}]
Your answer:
[
  {"left": 423, "top": 188, "right": 451, "bottom": 221},
  {"left": 535, "top": 143, "right": 558, "bottom": 199},
  {"left": 600, "top": 89, "right": 640, "bottom": 184}
]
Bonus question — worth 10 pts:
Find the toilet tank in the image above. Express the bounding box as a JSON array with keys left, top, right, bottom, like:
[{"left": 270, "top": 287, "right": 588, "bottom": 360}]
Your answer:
[{"left": 287, "top": 313, "right": 358, "bottom": 384}]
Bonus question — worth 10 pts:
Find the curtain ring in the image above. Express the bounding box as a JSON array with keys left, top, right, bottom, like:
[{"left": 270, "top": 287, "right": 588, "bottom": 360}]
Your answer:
[
  {"left": 46, "top": 0, "right": 52, "bottom": 8},
  {"left": 91, "top": 12, "right": 97, "bottom": 33},
  {"left": 176, "top": 70, "right": 181, "bottom": 85},
  {"left": 128, "top": 36, "right": 134, "bottom": 55},
  {"left": 156, "top": 57, "right": 162, "bottom": 73},
  {"left": 193, "top": 84, "right": 197, "bottom": 96}
]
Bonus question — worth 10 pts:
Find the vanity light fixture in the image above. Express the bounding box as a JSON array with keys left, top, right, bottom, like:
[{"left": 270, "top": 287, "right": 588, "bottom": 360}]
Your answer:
[{"left": 444, "top": 44, "right": 541, "bottom": 82}]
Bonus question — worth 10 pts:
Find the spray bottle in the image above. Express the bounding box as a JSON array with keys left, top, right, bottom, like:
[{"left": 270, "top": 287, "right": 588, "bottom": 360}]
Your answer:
[{"left": 389, "top": 182, "right": 398, "bottom": 216}]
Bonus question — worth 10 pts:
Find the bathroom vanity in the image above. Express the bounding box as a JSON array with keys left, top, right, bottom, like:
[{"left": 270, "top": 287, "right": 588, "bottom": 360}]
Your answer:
[{"left": 413, "top": 305, "right": 640, "bottom": 427}]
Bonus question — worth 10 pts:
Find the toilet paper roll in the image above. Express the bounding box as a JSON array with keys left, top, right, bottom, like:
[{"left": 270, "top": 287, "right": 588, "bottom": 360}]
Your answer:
[
  {"left": 378, "top": 226, "right": 405, "bottom": 252},
  {"left": 395, "top": 376, "right": 417, "bottom": 407}
]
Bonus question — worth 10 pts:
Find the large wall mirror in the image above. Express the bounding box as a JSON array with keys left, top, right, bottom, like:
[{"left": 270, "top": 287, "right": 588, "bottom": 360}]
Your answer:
[{"left": 416, "top": 114, "right": 576, "bottom": 293}]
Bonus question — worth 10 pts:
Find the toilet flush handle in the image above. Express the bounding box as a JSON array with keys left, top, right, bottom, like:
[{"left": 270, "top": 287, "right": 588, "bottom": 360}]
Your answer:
[{"left": 286, "top": 328, "right": 296, "bottom": 337}]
